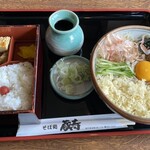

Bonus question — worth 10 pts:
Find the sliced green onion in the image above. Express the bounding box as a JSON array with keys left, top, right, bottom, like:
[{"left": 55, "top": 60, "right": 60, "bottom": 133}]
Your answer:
[{"left": 55, "top": 60, "right": 90, "bottom": 95}]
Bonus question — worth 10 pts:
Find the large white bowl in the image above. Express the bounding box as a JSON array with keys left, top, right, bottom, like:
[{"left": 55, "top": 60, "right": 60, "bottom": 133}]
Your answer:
[{"left": 90, "top": 25, "right": 150, "bottom": 124}]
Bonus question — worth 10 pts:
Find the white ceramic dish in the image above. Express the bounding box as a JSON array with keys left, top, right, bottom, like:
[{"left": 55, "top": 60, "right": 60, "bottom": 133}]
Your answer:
[
  {"left": 90, "top": 25, "right": 150, "bottom": 124},
  {"left": 50, "top": 55, "right": 93, "bottom": 100}
]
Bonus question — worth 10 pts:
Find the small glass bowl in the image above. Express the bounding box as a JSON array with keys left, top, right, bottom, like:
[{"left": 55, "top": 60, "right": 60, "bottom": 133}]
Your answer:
[{"left": 50, "top": 55, "right": 93, "bottom": 100}]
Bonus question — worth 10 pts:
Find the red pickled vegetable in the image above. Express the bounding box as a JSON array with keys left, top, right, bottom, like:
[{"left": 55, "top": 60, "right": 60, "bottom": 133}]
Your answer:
[{"left": 0, "top": 86, "right": 10, "bottom": 95}]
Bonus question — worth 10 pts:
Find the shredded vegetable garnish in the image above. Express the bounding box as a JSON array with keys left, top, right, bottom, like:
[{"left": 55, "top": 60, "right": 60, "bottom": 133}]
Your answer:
[
  {"left": 96, "top": 58, "right": 135, "bottom": 77},
  {"left": 55, "top": 60, "right": 90, "bottom": 95}
]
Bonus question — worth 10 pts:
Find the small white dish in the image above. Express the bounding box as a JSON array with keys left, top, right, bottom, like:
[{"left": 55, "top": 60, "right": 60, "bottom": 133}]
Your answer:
[{"left": 50, "top": 55, "right": 93, "bottom": 100}]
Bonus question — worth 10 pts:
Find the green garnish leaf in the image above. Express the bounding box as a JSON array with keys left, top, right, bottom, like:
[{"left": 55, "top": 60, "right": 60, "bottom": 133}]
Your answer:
[{"left": 96, "top": 58, "right": 135, "bottom": 77}]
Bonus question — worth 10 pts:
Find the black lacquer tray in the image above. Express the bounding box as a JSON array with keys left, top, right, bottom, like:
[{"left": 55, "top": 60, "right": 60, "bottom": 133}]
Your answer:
[{"left": 0, "top": 11, "right": 150, "bottom": 139}]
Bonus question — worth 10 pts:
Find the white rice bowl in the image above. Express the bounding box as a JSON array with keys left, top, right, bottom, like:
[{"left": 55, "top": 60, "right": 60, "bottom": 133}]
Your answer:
[{"left": 0, "top": 62, "right": 34, "bottom": 111}]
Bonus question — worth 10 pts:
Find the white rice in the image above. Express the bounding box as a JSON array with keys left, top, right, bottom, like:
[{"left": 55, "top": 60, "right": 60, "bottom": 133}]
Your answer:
[{"left": 0, "top": 62, "right": 34, "bottom": 111}]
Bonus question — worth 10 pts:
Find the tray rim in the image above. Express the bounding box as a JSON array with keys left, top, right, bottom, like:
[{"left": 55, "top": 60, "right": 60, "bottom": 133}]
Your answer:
[
  {"left": 0, "top": 8, "right": 149, "bottom": 13},
  {"left": 0, "top": 129, "right": 150, "bottom": 142},
  {"left": 0, "top": 9, "right": 150, "bottom": 142}
]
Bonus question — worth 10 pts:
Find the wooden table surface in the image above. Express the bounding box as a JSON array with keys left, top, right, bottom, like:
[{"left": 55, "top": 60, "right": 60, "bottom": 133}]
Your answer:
[{"left": 0, "top": 0, "right": 150, "bottom": 149}]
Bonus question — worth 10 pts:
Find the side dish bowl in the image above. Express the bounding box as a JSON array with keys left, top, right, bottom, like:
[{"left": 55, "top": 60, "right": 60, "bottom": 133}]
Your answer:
[
  {"left": 90, "top": 25, "right": 150, "bottom": 124},
  {"left": 50, "top": 55, "right": 93, "bottom": 100}
]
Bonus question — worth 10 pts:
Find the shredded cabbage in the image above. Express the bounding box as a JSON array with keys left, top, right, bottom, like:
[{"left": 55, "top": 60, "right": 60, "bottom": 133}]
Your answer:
[{"left": 55, "top": 60, "right": 90, "bottom": 95}]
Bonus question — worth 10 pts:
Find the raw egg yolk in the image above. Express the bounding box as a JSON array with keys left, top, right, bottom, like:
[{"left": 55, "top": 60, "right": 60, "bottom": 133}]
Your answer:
[{"left": 135, "top": 61, "right": 150, "bottom": 81}]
